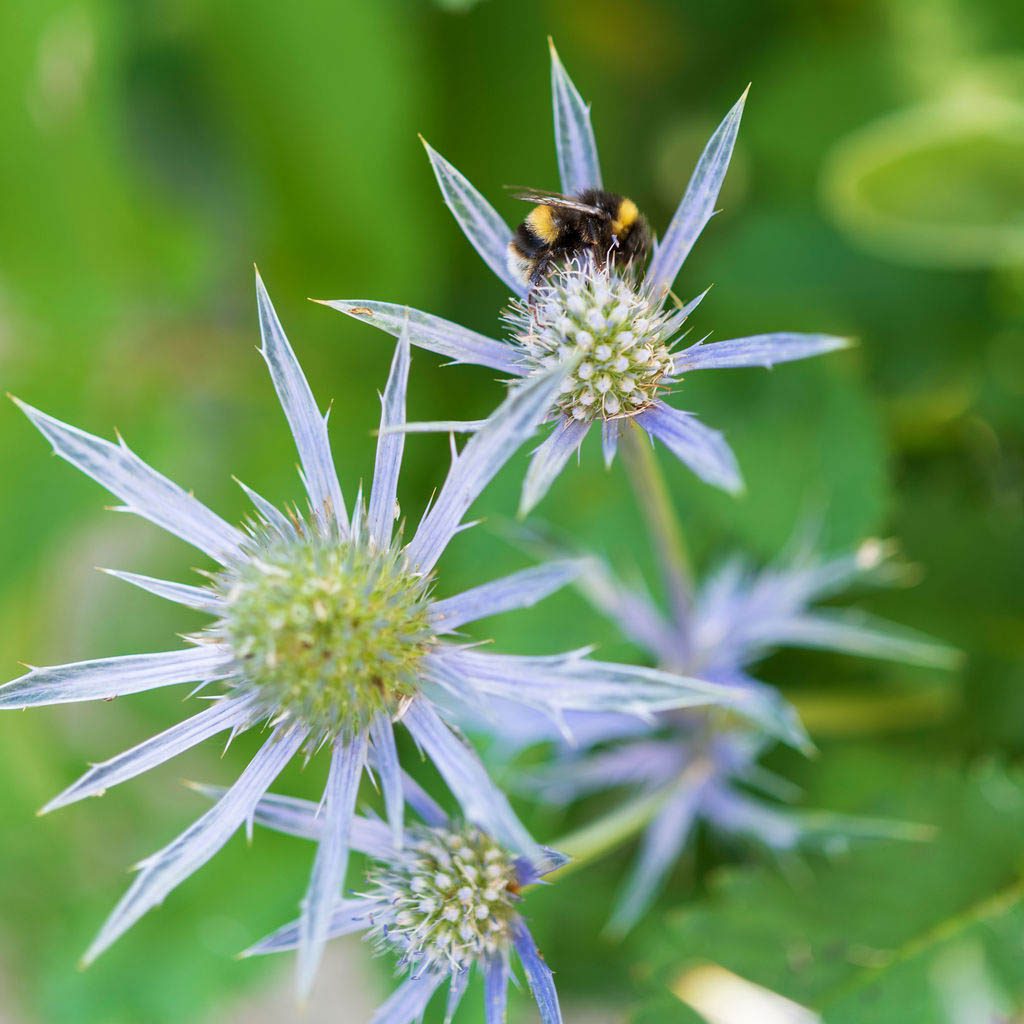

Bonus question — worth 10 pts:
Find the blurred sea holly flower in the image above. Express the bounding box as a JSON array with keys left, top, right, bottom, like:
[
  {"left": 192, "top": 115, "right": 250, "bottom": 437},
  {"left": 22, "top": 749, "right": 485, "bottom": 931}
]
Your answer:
[
  {"left": 231, "top": 776, "right": 566, "bottom": 1024},
  {"left": 323, "top": 41, "right": 851, "bottom": 513},
  {"left": 510, "top": 536, "right": 959, "bottom": 936},
  {"left": 2, "top": 272, "right": 771, "bottom": 992}
]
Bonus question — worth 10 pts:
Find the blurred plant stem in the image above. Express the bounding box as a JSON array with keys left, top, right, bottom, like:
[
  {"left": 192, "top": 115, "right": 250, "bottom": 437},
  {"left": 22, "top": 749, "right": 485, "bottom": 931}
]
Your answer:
[{"left": 620, "top": 421, "right": 694, "bottom": 632}]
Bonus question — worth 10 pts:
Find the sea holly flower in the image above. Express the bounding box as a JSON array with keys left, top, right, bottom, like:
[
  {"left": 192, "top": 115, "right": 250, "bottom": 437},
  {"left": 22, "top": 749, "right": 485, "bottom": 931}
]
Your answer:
[
  {"left": 230, "top": 777, "right": 566, "bottom": 1024},
  {"left": 322, "top": 41, "right": 850, "bottom": 513},
  {"left": 511, "top": 537, "right": 959, "bottom": 935},
  {"left": 2, "top": 272, "right": 767, "bottom": 992}
]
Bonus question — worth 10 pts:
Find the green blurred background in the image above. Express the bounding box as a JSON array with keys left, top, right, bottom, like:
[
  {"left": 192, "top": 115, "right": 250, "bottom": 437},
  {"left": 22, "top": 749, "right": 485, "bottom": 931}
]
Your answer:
[{"left": 0, "top": 0, "right": 1021, "bottom": 1021}]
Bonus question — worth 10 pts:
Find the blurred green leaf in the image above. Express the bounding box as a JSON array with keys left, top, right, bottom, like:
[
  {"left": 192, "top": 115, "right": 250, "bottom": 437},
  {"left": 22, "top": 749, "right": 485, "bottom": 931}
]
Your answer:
[
  {"left": 824, "top": 94, "right": 1024, "bottom": 269},
  {"left": 637, "top": 752, "right": 1024, "bottom": 1023}
]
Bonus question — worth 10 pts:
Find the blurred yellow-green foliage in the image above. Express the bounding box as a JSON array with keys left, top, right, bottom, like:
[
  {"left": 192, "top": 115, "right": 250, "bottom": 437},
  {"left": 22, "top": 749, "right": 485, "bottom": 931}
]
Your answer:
[{"left": 0, "top": 0, "right": 1021, "bottom": 1022}]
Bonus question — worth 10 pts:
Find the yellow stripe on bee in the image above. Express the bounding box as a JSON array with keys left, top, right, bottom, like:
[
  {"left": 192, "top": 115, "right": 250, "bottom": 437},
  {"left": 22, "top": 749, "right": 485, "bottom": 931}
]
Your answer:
[
  {"left": 527, "top": 205, "right": 560, "bottom": 244},
  {"left": 611, "top": 198, "right": 639, "bottom": 236}
]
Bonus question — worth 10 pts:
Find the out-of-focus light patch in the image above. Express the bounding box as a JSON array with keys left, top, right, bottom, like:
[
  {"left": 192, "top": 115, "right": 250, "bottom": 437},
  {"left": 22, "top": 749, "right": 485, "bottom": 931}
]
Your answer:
[
  {"left": 672, "top": 963, "right": 820, "bottom": 1024},
  {"left": 932, "top": 943, "right": 1018, "bottom": 1024},
  {"left": 856, "top": 537, "right": 887, "bottom": 570},
  {"left": 28, "top": 7, "right": 95, "bottom": 131},
  {"left": 822, "top": 93, "right": 1024, "bottom": 270}
]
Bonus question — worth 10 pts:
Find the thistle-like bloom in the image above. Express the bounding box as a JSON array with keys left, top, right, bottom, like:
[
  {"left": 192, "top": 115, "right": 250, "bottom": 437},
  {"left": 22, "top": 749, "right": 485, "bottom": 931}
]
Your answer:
[
  {"left": 2, "top": 273, "right": 767, "bottom": 991},
  {"left": 323, "top": 42, "right": 850, "bottom": 512},
  {"left": 517, "top": 538, "right": 959, "bottom": 935},
  {"left": 236, "top": 778, "right": 566, "bottom": 1024}
]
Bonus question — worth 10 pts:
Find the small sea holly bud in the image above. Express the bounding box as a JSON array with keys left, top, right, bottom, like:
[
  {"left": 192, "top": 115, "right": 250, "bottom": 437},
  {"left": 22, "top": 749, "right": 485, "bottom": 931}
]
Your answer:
[
  {"left": 363, "top": 824, "right": 522, "bottom": 971},
  {"left": 243, "top": 791, "right": 569, "bottom": 1024}
]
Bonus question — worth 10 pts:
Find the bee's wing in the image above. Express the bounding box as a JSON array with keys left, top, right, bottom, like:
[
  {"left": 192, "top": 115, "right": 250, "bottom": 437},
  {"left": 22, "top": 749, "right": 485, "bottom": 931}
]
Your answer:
[{"left": 509, "top": 187, "right": 608, "bottom": 218}]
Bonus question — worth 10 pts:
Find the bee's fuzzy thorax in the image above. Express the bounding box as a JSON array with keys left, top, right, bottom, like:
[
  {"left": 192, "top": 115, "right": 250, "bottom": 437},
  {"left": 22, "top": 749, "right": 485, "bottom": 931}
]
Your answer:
[{"left": 508, "top": 188, "right": 651, "bottom": 287}]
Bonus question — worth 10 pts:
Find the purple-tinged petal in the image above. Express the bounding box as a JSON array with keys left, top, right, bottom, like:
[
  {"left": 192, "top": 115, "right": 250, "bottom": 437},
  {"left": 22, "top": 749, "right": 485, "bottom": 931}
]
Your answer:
[
  {"left": 406, "top": 364, "right": 569, "bottom": 574},
  {"left": 12, "top": 398, "right": 244, "bottom": 563},
  {"left": 401, "top": 771, "right": 449, "bottom": 828},
  {"left": 457, "top": 698, "right": 653, "bottom": 755},
  {"left": 444, "top": 969, "right": 471, "bottom": 1024},
  {"left": 673, "top": 333, "right": 850, "bottom": 374},
  {"left": 484, "top": 952, "right": 510, "bottom": 1024},
  {"left": 575, "top": 556, "right": 680, "bottom": 664},
  {"left": 41, "top": 693, "right": 259, "bottom": 814},
  {"left": 429, "top": 648, "right": 747, "bottom": 721},
  {"left": 402, "top": 697, "right": 541, "bottom": 863},
  {"left": 760, "top": 610, "right": 961, "bottom": 669},
  {"left": 255, "top": 270, "right": 347, "bottom": 532},
  {"left": 519, "top": 417, "right": 590, "bottom": 517},
  {"left": 83, "top": 724, "right": 306, "bottom": 965},
  {"left": 421, "top": 139, "right": 525, "bottom": 297},
  {"left": 101, "top": 570, "right": 222, "bottom": 615},
  {"left": 0, "top": 645, "right": 233, "bottom": 709},
  {"left": 511, "top": 919, "right": 563, "bottom": 1024},
  {"left": 368, "top": 322, "right": 410, "bottom": 548},
  {"left": 702, "top": 786, "right": 802, "bottom": 850},
  {"left": 369, "top": 714, "right": 405, "bottom": 848},
  {"left": 696, "top": 540, "right": 902, "bottom": 655},
  {"left": 549, "top": 40, "right": 602, "bottom": 194},
  {"left": 530, "top": 741, "right": 685, "bottom": 804},
  {"left": 296, "top": 731, "right": 368, "bottom": 997},
  {"left": 243, "top": 790, "right": 324, "bottom": 840},
  {"left": 635, "top": 402, "right": 742, "bottom": 494},
  {"left": 607, "top": 786, "right": 703, "bottom": 937},
  {"left": 242, "top": 898, "right": 378, "bottom": 957},
  {"left": 514, "top": 848, "right": 571, "bottom": 887},
  {"left": 206, "top": 787, "right": 394, "bottom": 857},
  {"left": 369, "top": 971, "right": 446, "bottom": 1024},
  {"left": 430, "top": 560, "right": 581, "bottom": 633},
  {"left": 644, "top": 88, "right": 748, "bottom": 297},
  {"left": 321, "top": 301, "right": 522, "bottom": 375}
]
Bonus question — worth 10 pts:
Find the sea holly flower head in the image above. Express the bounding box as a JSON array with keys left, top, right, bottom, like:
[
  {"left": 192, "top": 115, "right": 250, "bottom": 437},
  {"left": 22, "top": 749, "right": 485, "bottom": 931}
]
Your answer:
[
  {"left": 362, "top": 823, "right": 522, "bottom": 972},
  {"left": 505, "top": 258, "right": 678, "bottom": 423},
  {"left": 323, "top": 40, "right": 851, "bottom": 512},
  {"left": 237, "top": 780, "right": 567, "bottom": 1024},
  {"left": 512, "top": 535, "right": 959, "bottom": 936},
  {"left": 2, "top": 270, "right": 765, "bottom": 995},
  {"left": 215, "top": 525, "right": 435, "bottom": 739}
]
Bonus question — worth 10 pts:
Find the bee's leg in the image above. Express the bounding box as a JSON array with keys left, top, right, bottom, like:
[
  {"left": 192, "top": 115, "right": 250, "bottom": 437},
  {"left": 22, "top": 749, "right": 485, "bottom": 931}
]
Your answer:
[{"left": 528, "top": 254, "right": 555, "bottom": 288}]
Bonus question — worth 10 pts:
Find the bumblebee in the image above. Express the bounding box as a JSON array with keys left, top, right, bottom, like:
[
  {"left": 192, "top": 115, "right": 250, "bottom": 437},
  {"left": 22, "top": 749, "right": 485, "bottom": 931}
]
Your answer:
[{"left": 507, "top": 188, "right": 651, "bottom": 288}]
